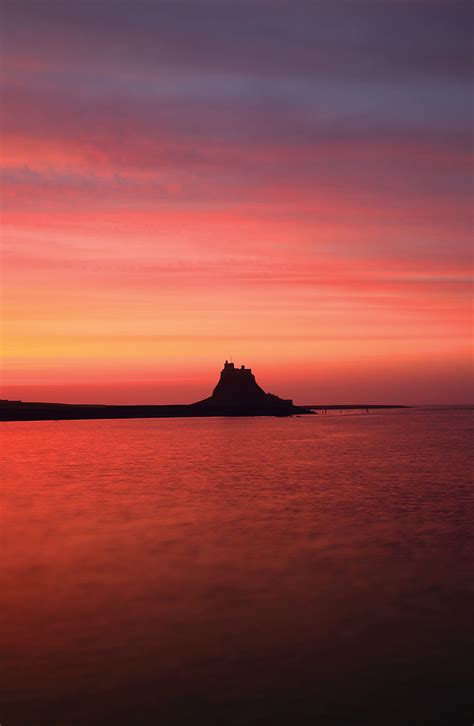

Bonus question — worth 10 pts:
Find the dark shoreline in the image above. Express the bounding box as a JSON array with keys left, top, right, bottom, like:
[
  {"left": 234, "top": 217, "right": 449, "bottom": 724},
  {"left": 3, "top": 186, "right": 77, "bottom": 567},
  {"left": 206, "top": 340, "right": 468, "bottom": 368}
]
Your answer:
[{"left": 0, "top": 401, "right": 407, "bottom": 422}]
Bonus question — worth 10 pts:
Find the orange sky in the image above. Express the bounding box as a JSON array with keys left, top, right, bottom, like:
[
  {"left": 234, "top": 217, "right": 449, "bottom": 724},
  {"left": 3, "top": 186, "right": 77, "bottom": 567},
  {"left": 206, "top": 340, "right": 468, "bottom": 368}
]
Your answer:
[{"left": 1, "top": 1, "right": 472, "bottom": 404}]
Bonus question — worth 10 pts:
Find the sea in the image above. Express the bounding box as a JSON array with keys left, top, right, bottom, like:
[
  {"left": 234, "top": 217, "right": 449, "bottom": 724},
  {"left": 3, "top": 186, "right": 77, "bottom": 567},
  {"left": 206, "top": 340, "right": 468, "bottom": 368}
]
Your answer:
[{"left": 1, "top": 407, "right": 473, "bottom": 725}]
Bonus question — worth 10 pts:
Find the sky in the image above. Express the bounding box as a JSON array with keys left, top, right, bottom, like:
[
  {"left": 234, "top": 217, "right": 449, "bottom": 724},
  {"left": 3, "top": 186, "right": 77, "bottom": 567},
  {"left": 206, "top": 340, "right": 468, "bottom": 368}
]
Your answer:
[{"left": 1, "top": 0, "right": 472, "bottom": 404}]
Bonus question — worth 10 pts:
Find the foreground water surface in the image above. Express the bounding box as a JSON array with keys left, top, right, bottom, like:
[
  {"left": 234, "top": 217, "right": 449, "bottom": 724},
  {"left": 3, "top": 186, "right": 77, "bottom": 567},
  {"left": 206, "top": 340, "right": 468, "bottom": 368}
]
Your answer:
[{"left": 1, "top": 408, "right": 473, "bottom": 725}]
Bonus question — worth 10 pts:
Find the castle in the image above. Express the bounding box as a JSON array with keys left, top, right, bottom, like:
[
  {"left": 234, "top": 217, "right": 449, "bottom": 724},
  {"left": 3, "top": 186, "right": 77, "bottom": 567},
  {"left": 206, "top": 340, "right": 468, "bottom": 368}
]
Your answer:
[{"left": 192, "top": 360, "right": 298, "bottom": 412}]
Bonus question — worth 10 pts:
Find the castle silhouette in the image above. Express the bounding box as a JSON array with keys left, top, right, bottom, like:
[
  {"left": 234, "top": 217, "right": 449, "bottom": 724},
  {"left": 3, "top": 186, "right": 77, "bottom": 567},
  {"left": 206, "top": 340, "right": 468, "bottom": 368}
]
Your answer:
[{"left": 192, "top": 361, "right": 299, "bottom": 413}]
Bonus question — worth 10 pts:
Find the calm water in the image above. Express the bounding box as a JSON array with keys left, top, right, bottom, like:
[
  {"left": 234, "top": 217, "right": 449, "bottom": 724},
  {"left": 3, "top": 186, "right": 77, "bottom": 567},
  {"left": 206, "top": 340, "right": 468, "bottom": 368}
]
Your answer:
[{"left": 1, "top": 408, "right": 473, "bottom": 725}]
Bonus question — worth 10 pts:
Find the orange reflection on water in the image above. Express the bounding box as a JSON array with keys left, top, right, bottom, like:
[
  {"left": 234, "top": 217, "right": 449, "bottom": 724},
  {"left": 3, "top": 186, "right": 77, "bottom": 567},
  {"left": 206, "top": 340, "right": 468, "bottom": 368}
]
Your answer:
[{"left": 1, "top": 412, "right": 472, "bottom": 724}]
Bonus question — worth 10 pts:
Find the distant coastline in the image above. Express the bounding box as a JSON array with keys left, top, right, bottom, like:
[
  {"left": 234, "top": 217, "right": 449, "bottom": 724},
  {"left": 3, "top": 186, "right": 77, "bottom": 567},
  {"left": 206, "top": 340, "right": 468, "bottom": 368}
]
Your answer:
[
  {"left": 0, "top": 362, "right": 407, "bottom": 422},
  {"left": 0, "top": 400, "right": 407, "bottom": 422}
]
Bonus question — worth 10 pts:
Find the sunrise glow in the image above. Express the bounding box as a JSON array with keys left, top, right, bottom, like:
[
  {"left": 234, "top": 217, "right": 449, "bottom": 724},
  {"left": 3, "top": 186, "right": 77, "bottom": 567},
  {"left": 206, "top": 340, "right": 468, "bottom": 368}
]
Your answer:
[{"left": 1, "top": 2, "right": 472, "bottom": 404}]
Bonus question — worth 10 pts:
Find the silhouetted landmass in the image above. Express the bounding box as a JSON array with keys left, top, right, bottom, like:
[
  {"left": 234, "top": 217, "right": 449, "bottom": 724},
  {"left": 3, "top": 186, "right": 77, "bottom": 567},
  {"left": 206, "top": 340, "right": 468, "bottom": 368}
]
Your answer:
[
  {"left": 0, "top": 361, "right": 406, "bottom": 422},
  {"left": 191, "top": 361, "right": 306, "bottom": 414}
]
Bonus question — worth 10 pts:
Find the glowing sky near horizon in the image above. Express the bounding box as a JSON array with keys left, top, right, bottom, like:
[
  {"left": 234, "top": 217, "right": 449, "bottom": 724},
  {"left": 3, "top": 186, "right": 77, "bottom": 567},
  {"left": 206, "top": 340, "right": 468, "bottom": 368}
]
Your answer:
[{"left": 1, "top": 0, "right": 472, "bottom": 404}]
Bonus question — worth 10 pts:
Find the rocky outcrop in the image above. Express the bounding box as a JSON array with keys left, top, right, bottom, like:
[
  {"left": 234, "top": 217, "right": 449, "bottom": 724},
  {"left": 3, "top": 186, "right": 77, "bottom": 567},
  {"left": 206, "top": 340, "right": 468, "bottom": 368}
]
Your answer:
[{"left": 192, "top": 361, "right": 306, "bottom": 414}]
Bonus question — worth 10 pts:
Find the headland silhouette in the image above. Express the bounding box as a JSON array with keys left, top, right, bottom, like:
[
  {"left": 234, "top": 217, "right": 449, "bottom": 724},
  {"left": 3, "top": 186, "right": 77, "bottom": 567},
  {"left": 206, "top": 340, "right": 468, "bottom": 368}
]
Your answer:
[
  {"left": 0, "top": 361, "right": 405, "bottom": 422},
  {"left": 191, "top": 361, "right": 303, "bottom": 414}
]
